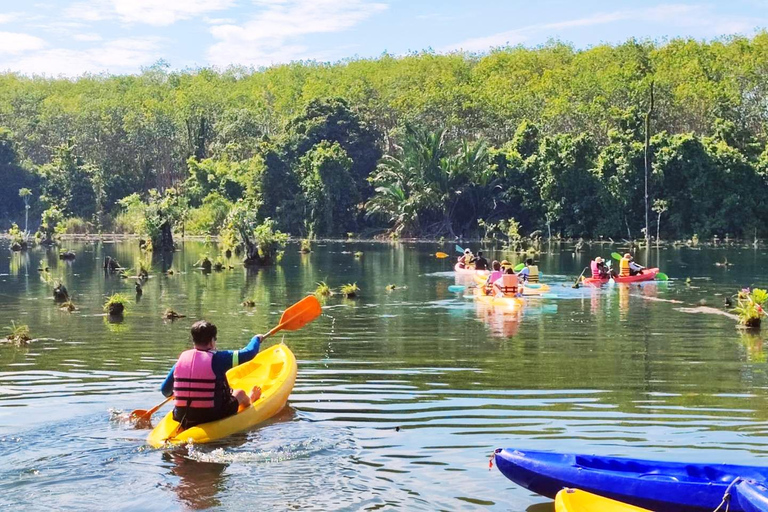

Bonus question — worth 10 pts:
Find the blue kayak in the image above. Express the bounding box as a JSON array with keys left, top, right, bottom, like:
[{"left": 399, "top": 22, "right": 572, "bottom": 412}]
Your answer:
[
  {"left": 737, "top": 480, "right": 768, "bottom": 512},
  {"left": 494, "top": 448, "right": 768, "bottom": 512}
]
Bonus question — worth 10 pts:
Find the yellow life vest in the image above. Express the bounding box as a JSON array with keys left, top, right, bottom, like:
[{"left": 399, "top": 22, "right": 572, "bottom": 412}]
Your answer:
[
  {"left": 620, "top": 257, "right": 631, "bottom": 277},
  {"left": 528, "top": 265, "right": 539, "bottom": 283}
]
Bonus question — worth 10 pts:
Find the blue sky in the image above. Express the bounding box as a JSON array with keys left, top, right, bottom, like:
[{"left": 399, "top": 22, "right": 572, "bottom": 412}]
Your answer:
[{"left": 0, "top": 0, "right": 765, "bottom": 76}]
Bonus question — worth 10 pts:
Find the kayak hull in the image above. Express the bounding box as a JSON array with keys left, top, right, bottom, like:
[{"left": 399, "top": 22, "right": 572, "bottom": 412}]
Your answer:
[
  {"left": 473, "top": 287, "right": 523, "bottom": 309},
  {"left": 494, "top": 448, "right": 768, "bottom": 512},
  {"left": 474, "top": 274, "right": 551, "bottom": 296},
  {"left": 738, "top": 480, "right": 768, "bottom": 512},
  {"left": 555, "top": 488, "right": 652, "bottom": 512},
  {"left": 147, "top": 344, "right": 297, "bottom": 447},
  {"left": 583, "top": 268, "right": 660, "bottom": 286},
  {"left": 455, "top": 262, "right": 489, "bottom": 276}
]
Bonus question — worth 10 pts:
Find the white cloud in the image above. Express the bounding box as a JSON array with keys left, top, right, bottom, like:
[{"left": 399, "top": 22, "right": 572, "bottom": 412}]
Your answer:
[
  {"left": 0, "top": 13, "right": 22, "bottom": 24},
  {"left": 207, "top": 0, "right": 388, "bottom": 67},
  {"left": 66, "top": 0, "right": 236, "bottom": 26},
  {"left": 73, "top": 33, "right": 103, "bottom": 42},
  {"left": 0, "top": 32, "right": 46, "bottom": 55},
  {"left": 2, "top": 37, "right": 163, "bottom": 76},
  {"left": 445, "top": 3, "right": 763, "bottom": 53}
]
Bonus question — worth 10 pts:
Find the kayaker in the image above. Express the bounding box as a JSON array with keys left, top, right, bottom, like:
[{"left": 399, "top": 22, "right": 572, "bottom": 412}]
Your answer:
[
  {"left": 517, "top": 258, "right": 539, "bottom": 283},
  {"left": 590, "top": 257, "right": 609, "bottom": 279},
  {"left": 474, "top": 251, "right": 488, "bottom": 271},
  {"left": 500, "top": 260, "right": 510, "bottom": 270},
  {"left": 620, "top": 253, "right": 644, "bottom": 277},
  {"left": 484, "top": 260, "right": 503, "bottom": 294},
  {"left": 458, "top": 248, "right": 474, "bottom": 269},
  {"left": 160, "top": 320, "right": 263, "bottom": 429},
  {"left": 494, "top": 267, "right": 520, "bottom": 297}
]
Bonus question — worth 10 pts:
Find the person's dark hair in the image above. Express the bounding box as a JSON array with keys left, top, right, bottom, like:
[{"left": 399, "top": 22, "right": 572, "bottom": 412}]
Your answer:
[
  {"left": 492, "top": 260, "right": 500, "bottom": 271},
  {"left": 506, "top": 267, "right": 515, "bottom": 274},
  {"left": 478, "top": 251, "right": 483, "bottom": 256},
  {"left": 526, "top": 258, "right": 533, "bottom": 265},
  {"left": 191, "top": 320, "right": 217, "bottom": 346}
]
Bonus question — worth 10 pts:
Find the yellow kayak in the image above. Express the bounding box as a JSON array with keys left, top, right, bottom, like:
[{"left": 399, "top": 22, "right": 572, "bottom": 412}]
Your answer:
[
  {"left": 473, "top": 274, "right": 551, "bottom": 296},
  {"left": 473, "top": 287, "right": 524, "bottom": 309},
  {"left": 555, "top": 488, "right": 652, "bottom": 512},
  {"left": 147, "top": 343, "right": 297, "bottom": 448}
]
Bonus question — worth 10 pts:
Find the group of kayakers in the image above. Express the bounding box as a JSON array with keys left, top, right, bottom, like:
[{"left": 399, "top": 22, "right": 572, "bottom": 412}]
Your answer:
[
  {"left": 458, "top": 249, "right": 539, "bottom": 297},
  {"left": 590, "top": 253, "right": 645, "bottom": 279}
]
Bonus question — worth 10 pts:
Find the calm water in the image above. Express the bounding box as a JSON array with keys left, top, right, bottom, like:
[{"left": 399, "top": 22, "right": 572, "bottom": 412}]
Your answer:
[{"left": 1, "top": 239, "right": 768, "bottom": 511}]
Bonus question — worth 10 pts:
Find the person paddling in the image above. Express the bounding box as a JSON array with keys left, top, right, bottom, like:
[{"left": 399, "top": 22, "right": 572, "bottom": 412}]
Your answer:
[
  {"left": 484, "top": 260, "right": 503, "bottom": 294},
  {"left": 474, "top": 251, "right": 488, "bottom": 271},
  {"left": 591, "top": 257, "right": 610, "bottom": 279},
  {"left": 517, "top": 258, "right": 539, "bottom": 283},
  {"left": 620, "top": 253, "right": 644, "bottom": 277},
  {"left": 494, "top": 267, "right": 520, "bottom": 297},
  {"left": 160, "top": 320, "right": 262, "bottom": 430},
  {"left": 458, "top": 248, "right": 474, "bottom": 269}
]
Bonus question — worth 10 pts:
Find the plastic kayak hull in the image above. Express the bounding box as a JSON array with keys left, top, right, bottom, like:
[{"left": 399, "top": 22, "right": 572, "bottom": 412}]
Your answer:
[
  {"left": 583, "top": 268, "right": 660, "bottom": 286},
  {"left": 737, "top": 480, "right": 768, "bottom": 512},
  {"left": 147, "top": 344, "right": 297, "bottom": 447},
  {"left": 473, "top": 274, "right": 551, "bottom": 296},
  {"left": 555, "top": 488, "right": 652, "bottom": 512},
  {"left": 494, "top": 448, "right": 768, "bottom": 512},
  {"left": 473, "top": 287, "right": 523, "bottom": 309},
  {"left": 455, "top": 262, "right": 489, "bottom": 276}
]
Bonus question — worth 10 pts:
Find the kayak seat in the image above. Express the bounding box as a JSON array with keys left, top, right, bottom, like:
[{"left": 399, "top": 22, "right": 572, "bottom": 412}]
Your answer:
[
  {"left": 269, "top": 362, "right": 284, "bottom": 379},
  {"left": 575, "top": 455, "right": 655, "bottom": 474}
]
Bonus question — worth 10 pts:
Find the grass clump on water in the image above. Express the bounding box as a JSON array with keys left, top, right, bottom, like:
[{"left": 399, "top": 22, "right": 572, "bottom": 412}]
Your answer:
[
  {"left": 315, "top": 282, "right": 333, "bottom": 297},
  {"left": 4, "top": 321, "right": 32, "bottom": 346},
  {"left": 104, "top": 293, "right": 129, "bottom": 316},
  {"left": 340, "top": 283, "right": 359, "bottom": 298},
  {"left": 300, "top": 239, "right": 312, "bottom": 253},
  {"left": 734, "top": 288, "right": 768, "bottom": 329}
]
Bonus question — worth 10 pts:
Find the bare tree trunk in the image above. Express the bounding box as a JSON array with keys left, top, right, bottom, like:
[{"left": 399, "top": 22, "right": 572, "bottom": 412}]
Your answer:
[{"left": 644, "top": 81, "right": 655, "bottom": 260}]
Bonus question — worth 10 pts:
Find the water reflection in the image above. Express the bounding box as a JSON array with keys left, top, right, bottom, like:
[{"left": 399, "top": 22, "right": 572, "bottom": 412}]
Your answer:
[{"left": 164, "top": 450, "right": 228, "bottom": 510}]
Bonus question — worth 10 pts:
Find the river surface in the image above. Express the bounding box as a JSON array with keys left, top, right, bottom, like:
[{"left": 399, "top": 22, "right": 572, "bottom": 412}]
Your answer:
[{"left": 1, "top": 239, "right": 767, "bottom": 511}]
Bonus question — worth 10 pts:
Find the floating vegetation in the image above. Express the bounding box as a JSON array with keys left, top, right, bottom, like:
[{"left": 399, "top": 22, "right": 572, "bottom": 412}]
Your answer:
[
  {"left": 354, "top": 251, "right": 363, "bottom": 258},
  {"left": 733, "top": 288, "right": 768, "bottom": 329},
  {"left": 104, "top": 293, "right": 129, "bottom": 316},
  {"left": 195, "top": 256, "right": 213, "bottom": 272},
  {"left": 213, "top": 257, "right": 225, "bottom": 271},
  {"left": 386, "top": 284, "right": 397, "bottom": 291},
  {"left": 58, "top": 249, "right": 76, "bottom": 260},
  {"left": 163, "top": 308, "right": 185, "bottom": 321},
  {"left": 103, "top": 256, "right": 122, "bottom": 271},
  {"left": 165, "top": 268, "right": 176, "bottom": 275},
  {"left": 315, "top": 281, "right": 333, "bottom": 297},
  {"left": 37, "top": 260, "right": 49, "bottom": 272},
  {"left": 59, "top": 300, "right": 77, "bottom": 312},
  {"left": 300, "top": 239, "right": 312, "bottom": 253},
  {"left": 340, "top": 283, "right": 359, "bottom": 298},
  {"left": 4, "top": 321, "right": 31, "bottom": 346},
  {"left": 242, "top": 299, "right": 256, "bottom": 307}
]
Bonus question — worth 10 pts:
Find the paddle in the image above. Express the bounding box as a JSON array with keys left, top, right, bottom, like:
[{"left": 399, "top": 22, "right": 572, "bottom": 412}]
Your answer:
[
  {"left": 611, "top": 252, "right": 622, "bottom": 261},
  {"left": 455, "top": 245, "right": 464, "bottom": 254},
  {"left": 513, "top": 263, "right": 525, "bottom": 272},
  {"left": 656, "top": 272, "right": 669, "bottom": 281},
  {"left": 436, "top": 252, "right": 449, "bottom": 259},
  {"left": 129, "top": 295, "right": 322, "bottom": 423},
  {"left": 448, "top": 285, "right": 466, "bottom": 293},
  {"left": 573, "top": 267, "right": 588, "bottom": 288}
]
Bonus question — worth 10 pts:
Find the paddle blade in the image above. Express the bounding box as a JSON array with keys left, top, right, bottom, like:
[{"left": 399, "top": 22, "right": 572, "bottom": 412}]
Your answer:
[
  {"left": 656, "top": 272, "right": 669, "bottom": 281},
  {"left": 436, "top": 252, "right": 449, "bottom": 259},
  {"left": 448, "top": 285, "right": 466, "bottom": 293},
  {"left": 278, "top": 295, "right": 322, "bottom": 331},
  {"left": 513, "top": 263, "right": 525, "bottom": 272},
  {"left": 455, "top": 244, "right": 464, "bottom": 254},
  {"left": 611, "top": 252, "right": 622, "bottom": 261}
]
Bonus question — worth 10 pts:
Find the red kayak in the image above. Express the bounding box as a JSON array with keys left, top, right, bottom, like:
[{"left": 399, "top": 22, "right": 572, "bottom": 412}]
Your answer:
[{"left": 583, "top": 268, "right": 660, "bottom": 286}]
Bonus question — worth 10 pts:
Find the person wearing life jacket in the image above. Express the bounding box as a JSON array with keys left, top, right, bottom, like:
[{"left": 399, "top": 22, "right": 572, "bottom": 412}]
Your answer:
[
  {"left": 517, "top": 258, "right": 539, "bottom": 283},
  {"left": 458, "top": 248, "right": 474, "bottom": 269},
  {"left": 484, "top": 260, "right": 503, "bottom": 294},
  {"left": 591, "top": 256, "right": 609, "bottom": 279},
  {"left": 160, "top": 320, "right": 263, "bottom": 429},
  {"left": 620, "top": 253, "right": 641, "bottom": 277},
  {"left": 494, "top": 267, "right": 520, "bottom": 297}
]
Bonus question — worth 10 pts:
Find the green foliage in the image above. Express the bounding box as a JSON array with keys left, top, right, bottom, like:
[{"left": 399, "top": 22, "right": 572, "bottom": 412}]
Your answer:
[
  {"left": 144, "top": 188, "right": 186, "bottom": 251},
  {"left": 8, "top": 223, "right": 23, "bottom": 245},
  {"left": 60, "top": 217, "right": 91, "bottom": 234},
  {"left": 104, "top": 294, "right": 129, "bottom": 315},
  {"left": 734, "top": 288, "right": 768, "bottom": 328},
  {"left": 4, "top": 321, "right": 31, "bottom": 346},
  {"left": 224, "top": 201, "right": 288, "bottom": 266},
  {"left": 300, "top": 239, "right": 312, "bottom": 253},
  {"left": 340, "top": 283, "right": 360, "bottom": 298},
  {"left": 39, "top": 206, "right": 64, "bottom": 243},
  {"left": 186, "top": 192, "right": 233, "bottom": 235},
  {"left": 314, "top": 282, "right": 332, "bottom": 297}
]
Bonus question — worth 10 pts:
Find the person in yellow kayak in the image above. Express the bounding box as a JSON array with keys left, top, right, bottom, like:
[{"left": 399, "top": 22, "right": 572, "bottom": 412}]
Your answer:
[
  {"left": 483, "top": 260, "right": 503, "bottom": 294},
  {"left": 620, "top": 253, "right": 645, "bottom": 277},
  {"left": 458, "top": 248, "right": 474, "bottom": 269},
  {"left": 160, "top": 320, "right": 263, "bottom": 429},
  {"left": 473, "top": 251, "right": 488, "bottom": 271},
  {"left": 517, "top": 258, "right": 539, "bottom": 283},
  {"left": 493, "top": 267, "right": 520, "bottom": 297}
]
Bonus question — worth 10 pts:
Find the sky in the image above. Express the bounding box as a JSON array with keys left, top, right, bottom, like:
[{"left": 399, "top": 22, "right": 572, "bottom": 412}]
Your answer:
[{"left": 0, "top": 0, "right": 765, "bottom": 76}]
